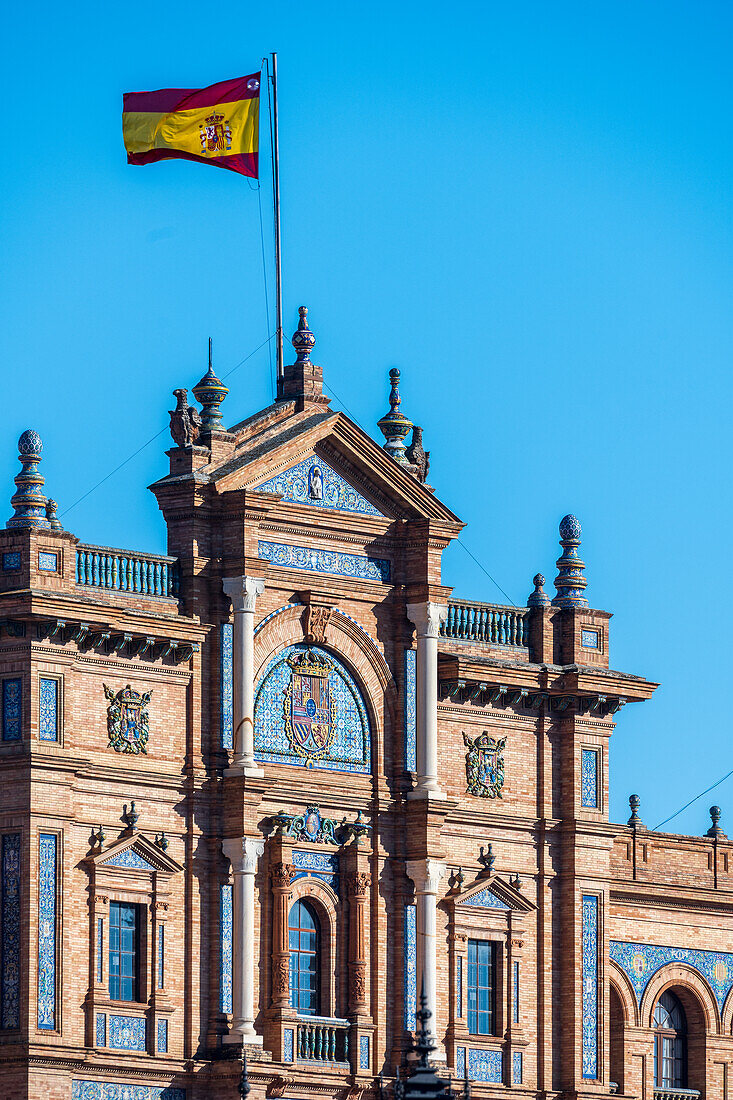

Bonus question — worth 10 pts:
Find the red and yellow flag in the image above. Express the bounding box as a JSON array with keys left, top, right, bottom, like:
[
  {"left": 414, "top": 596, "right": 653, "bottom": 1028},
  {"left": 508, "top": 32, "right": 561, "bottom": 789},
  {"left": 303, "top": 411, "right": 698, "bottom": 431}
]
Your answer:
[{"left": 123, "top": 74, "right": 260, "bottom": 177}]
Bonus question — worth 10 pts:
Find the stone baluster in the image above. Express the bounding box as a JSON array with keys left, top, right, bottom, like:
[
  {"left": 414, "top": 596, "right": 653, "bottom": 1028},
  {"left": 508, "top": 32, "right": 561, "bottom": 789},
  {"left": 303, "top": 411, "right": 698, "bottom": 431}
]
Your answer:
[
  {"left": 222, "top": 836, "right": 265, "bottom": 1045},
  {"left": 222, "top": 575, "right": 266, "bottom": 775}
]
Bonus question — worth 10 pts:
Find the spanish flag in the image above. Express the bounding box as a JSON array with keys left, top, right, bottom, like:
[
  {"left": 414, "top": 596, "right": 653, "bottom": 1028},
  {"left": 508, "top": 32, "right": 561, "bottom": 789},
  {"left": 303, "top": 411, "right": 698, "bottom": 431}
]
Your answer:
[{"left": 123, "top": 74, "right": 260, "bottom": 177}]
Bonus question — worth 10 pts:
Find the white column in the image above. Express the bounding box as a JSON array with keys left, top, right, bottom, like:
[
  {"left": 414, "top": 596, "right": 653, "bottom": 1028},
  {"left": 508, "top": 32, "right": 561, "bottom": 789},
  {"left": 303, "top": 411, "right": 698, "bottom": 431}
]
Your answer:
[
  {"left": 406, "top": 859, "right": 446, "bottom": 1055},
  {"left": 222, "top": 836, "right": 265, "bottom": 1045},
  {"left": 223, "top": 575, "right": 265, "bottom": 775},
  {"left": 406, "top": 601, "right": 448, "bottom": 799}
]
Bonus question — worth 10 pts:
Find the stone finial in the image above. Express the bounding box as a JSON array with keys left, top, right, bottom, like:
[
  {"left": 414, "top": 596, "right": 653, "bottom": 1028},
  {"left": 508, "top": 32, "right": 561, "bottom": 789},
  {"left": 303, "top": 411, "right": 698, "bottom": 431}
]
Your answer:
[
  {"left": 45, "top": 499, "right": 62, "bottom": 532},
  {"left": 628, "top": 794, "right": 644, "bottom": 829},
  {"left": 192, "top": 338, "right": 228, "bottom": 431},
  {"left": 478, "top": 843, "right": 495, "bottom": 875},
  {"left": 405, "top": 425, "right": 430, "bottom": 484},
  {"left": 7, "top": 430, "right": 51, "bottom": 530},
  {"left": 551, "top": 514, "right": 589, "bottom": 608},
  {"left": 169, "top": 388, "right": 201, "bottom": 448},
  {"left": 527, "top": 572, "right": 550, "bottom": 608},
  {"left": 707, "top": 805, "right": 726, "bottom": 839},
  {"left": 377, "top": 368, "right": 413, "bottom": 466},
  {"left": 121, "top": 801, "right": 139, "bottom": 834},
  {"left": 291, "top": 305, "right": 316, "bottom": 363}
]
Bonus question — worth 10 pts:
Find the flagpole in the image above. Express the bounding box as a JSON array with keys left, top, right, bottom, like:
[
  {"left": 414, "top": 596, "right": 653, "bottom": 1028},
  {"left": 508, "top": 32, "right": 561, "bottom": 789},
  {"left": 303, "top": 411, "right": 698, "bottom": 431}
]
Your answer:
[{"left": 271, "top": 51, "right": 284, "bottom": 393}]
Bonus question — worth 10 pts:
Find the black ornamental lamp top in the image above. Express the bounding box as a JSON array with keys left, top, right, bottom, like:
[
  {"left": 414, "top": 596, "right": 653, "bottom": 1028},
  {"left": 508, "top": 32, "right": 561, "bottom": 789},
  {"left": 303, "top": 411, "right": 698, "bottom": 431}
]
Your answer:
[{"left": 400, "top": 979, "right": 460, "bottom": 1100}]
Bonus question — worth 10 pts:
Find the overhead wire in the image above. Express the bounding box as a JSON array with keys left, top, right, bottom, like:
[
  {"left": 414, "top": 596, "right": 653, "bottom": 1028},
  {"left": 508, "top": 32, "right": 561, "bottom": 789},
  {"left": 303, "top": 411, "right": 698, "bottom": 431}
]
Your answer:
[
  {"left": 653, "top": 768, "right": 733, "bottom": 832},
  {"left": 60, "top": 333, "right": 275, "bottom": 519}
]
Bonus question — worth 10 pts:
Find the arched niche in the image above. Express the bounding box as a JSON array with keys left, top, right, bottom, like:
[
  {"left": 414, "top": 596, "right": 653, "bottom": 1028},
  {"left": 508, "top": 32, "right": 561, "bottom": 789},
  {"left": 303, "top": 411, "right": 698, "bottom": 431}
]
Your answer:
[{"left": 254, "top": 643, "right": 371, "bottom": 774}]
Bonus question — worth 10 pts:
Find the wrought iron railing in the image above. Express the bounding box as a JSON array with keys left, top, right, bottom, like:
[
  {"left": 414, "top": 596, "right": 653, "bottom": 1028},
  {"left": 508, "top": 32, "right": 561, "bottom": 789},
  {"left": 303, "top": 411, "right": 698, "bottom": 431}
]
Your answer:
[
  {"left": 441, "top": 600, "right": 529, "bottom": 646},
  {"left": 76, "top": 545, "right": 178, "bottom": 598},
  {"left": 296, "top": 1017, "right": 349, "bottom": 1063}
]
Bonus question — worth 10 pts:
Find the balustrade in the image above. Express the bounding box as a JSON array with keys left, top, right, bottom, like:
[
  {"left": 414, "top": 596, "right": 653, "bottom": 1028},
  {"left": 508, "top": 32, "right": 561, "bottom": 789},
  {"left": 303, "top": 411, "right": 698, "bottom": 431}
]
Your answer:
[
  {"left": 296, "top": 1018, "right": 349, "bottom": 1064},
  {"left": 441, "top": 601, "right": 529, "bottom": 646},
  {"left": 653, "top": 1090, "right": 700, "bottom": 1100},
  {"left": 76, "top": 545, "right": 178, "bottom": 598}
]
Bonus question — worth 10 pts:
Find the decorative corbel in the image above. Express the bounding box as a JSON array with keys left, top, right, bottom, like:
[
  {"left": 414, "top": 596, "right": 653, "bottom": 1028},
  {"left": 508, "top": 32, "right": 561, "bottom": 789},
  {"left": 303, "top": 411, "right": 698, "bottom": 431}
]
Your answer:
[
  {"left": 66, "top": 622, "right": 90, "bottom": 646},
  {"left": 108, "top": 632, "right": 132, "bottom": 655},
  {"left": 132, "top": 636, "right": 156, "bottom": 659},
  {"left": 159, "top": 639, "right": 180, "bottom": 661},
  {"left": 82, "top": 630, "right": 110, "bottom": 652},
  {"left": 468, "top": 683, "right": 487, "bottom": 704},
  {"left": 38, "top": 619, "right": 65, "bottom": 642}
]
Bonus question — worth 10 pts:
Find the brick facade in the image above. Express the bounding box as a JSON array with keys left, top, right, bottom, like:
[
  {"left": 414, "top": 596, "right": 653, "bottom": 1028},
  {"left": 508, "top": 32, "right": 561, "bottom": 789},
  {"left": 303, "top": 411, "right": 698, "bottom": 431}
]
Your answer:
[{"left": 0, "top": 322, "right": 728, "bottom": 1100}]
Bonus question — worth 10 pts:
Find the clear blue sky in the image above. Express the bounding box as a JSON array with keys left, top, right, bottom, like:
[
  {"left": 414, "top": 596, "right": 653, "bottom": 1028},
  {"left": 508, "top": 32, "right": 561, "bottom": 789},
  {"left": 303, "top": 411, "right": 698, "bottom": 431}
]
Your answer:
[{"left": 2, "top": 2, "right": 731, "bottom": 836}]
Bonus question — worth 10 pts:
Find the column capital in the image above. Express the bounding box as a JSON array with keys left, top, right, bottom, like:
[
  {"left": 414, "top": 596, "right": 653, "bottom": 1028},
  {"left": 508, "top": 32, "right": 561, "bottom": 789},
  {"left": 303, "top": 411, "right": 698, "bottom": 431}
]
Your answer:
[
  {"left": 222, "top": 835, "right": 265, "bottom": 874},
  {"left": 406, "top": 601, "right": 448, "bottom": 638},
  {"left": 223, "top": 575, "right": 266, "bottom": 613},
  {"left": 406, "top": 858, "right": 446, "bottom": 895}
]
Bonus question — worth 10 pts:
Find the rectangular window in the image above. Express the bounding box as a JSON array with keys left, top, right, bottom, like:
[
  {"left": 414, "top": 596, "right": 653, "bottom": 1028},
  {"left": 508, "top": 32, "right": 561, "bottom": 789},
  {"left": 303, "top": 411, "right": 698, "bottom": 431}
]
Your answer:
[
  {"left": 109, "top": 901, "right": 140, "bottom": 1002},
  {"left": 2, "top": 679, "right": 22, "bottom": 742},
  {"left": 467, "top": 939, "right": 497, "bottom": 1036},
  {"left": 39, "top": 677, "right": 60, "bottom": 742}
]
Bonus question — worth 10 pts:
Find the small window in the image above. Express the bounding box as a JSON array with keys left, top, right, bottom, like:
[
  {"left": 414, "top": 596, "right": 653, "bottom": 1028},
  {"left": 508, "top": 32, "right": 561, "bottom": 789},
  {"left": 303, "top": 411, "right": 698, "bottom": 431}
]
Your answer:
[
  {"left": 289, "top": 899, "right": 320, "bottom": 1016},
  {"left": 654, "top": 991, "right": 687, "bottom": 1089},
  {"left": 467, "top": 939, "right": 498, "bottom": 1035},
  {"left": 109, "top": 901, "right": 141, "bottom": 1002}
]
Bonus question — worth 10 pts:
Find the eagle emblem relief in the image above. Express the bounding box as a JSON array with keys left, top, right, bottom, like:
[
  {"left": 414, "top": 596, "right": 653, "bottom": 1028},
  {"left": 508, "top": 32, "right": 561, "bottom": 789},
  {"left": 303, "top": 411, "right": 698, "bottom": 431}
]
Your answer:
[
  {"left": 283, "top": 650, "right": 337, "bottom": 766},
  {"left": 104, "top": 684, "right": 152, "bottom": 755},
  {"left": 463, "top": 730, "right": 506, "bottom": 798}
]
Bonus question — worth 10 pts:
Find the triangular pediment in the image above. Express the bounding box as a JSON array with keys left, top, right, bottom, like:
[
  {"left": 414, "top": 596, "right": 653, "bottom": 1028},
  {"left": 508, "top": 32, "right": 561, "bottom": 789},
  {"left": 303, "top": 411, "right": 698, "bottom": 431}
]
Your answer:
[
  {"left": 255, "top": 452, "right": 386, "bottom": 517},
  {"left": 455, "top": 875, "right": 535, "bottom": 913},
  {"left": 210, "top": 409, "right": 463, "bottom": 525},
  {"left": 92, "top": 834, "right": 183, "bottom": 875}
]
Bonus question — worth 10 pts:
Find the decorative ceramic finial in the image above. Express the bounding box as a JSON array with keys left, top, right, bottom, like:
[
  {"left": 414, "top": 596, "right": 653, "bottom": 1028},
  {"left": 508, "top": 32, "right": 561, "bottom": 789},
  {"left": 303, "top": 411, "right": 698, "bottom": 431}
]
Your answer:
[
  {"left": 628, "top": 794, "right": 644, "bottom": 829},
  {"left": 291, "top": 306, "right": 316, "bottom": 363},
  {"left": 377, "top": 368, "right": 413, "bottom": 466},
  {"left": 707, "top": 805, "right": 726, "bottom": 839},
  {"left": 552, "top": 514, "right": 588, "bottom": 608},
  {"left": 7, "top": 430, "right": 51, "bottom": 530},
  {"left": 527, "top": 572, "right": 550, "bottom": 608},
  {"left": 192, "top": 338, "right": 228, "bottom": 431},
  {"left": 45, "top": 499, "right": 62, "bottom": 532},
  {"left": 155, "top": 832, "right": 169, "bottom": 852}
]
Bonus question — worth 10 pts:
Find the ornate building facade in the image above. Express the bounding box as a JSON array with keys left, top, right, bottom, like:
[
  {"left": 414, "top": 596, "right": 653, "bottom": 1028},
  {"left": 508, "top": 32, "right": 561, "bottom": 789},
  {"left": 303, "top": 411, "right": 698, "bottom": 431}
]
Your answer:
[{"left": 1, "top": 308, "right": 732, "bottom": 1100}]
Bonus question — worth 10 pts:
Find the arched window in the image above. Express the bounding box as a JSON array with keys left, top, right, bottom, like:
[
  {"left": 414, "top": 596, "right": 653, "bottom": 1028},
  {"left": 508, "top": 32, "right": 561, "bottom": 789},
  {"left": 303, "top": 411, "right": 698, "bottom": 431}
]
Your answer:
[
  {"left": 654, "top": 991, "right": 687, "bottom": 1089},
  {"left": 289, "top": 899, "right": 320, "bottom": 1015}
]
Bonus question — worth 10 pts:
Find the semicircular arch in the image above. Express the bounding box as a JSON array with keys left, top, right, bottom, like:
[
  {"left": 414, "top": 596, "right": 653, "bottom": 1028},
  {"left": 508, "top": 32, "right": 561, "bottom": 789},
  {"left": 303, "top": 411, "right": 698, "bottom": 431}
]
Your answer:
[{"left": 640, "top": 962, "right": 721, "bottom": 1035}]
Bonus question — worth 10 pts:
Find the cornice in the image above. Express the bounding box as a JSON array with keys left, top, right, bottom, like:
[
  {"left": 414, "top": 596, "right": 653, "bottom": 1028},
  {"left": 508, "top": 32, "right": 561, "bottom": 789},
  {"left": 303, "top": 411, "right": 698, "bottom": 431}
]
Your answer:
[{"left": 611, "top": 885, "right": 733, "bottom": 914}]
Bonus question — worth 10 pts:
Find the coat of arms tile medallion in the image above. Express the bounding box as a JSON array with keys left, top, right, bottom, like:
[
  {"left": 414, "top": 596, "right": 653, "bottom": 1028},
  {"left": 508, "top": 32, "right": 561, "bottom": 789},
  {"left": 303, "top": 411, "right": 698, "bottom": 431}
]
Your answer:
[
  {"left": 103, "top": 684, "right": 152, "bottom": 755},
  {"left": 463, "top": 731, "right": 506, "bottom": 798},
  {"left": 283, "top": 650, "right": 337, "bottom": 766}
]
